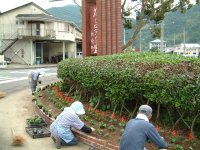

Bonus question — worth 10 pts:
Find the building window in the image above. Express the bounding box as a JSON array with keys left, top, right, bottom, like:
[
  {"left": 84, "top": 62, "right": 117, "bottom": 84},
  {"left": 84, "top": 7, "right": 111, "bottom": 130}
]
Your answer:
[
  {"left": 21, "top": 49, "right": 24, "bottom": 58},
  {"left": 16, "top": 20, "right": 18, "bottom": 24}
]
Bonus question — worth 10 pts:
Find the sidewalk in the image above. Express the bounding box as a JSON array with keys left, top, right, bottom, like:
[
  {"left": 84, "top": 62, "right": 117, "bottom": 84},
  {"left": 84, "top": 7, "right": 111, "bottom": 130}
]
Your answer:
[
  {"left": 0, "top": 89, "right": 89, "bottom": 150},
  {"left": 4, "top": 63, "right": 57, "bottom": 70}
]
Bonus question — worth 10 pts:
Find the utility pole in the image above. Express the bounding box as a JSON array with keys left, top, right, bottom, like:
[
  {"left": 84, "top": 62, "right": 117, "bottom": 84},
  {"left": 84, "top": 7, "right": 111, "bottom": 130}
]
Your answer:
[
  {"left": 172, "top": 22, "right": 175, "bottom": 47},
  {"left": 160, "top": 21, "right": 164, "bottom": 52},
  {"left": 139, "top": 30, "right": 142, "bottom": 52},
  {"left": 174, "top": 32, "right": 176, "bottom": 47},
  {"left": 123, "top": 28, "right": 126, "bottom": 45},
  {"left": 183, "top": 27, "right": 186, "bottom": 53}
]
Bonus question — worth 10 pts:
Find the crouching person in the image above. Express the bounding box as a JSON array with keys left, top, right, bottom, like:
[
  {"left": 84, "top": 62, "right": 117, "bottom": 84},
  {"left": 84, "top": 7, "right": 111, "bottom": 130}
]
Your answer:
[
  {"left": 28, "top": 69, "right": 44, "bottom": 95},
  {"left": 50, "top": 101, "right": 95, "bottom": 149},
  {"left": 120, "top": 105, "right": 168, "bottom": 150}
]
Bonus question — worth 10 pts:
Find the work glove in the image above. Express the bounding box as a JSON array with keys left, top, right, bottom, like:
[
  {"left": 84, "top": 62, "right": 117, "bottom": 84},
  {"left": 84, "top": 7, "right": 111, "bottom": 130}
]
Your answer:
[{"left": 91, "top": 127, "right": 95, "bottom": 132}]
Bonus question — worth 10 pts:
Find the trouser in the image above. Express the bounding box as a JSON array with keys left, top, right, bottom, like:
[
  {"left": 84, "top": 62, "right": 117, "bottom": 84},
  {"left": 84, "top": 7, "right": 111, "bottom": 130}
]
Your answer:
[
  {"left": 61, "top": 137, "right": 78, "bottom": 146},
  {"left": 29, "top": 79, "right": 37, "bottom": 93}
]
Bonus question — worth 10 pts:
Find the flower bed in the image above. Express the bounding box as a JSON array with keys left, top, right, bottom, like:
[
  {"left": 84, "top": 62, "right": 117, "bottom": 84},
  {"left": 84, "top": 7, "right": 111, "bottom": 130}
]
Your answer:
[{"left": 34, "top": 82, "right": 200, "bottom": 150}]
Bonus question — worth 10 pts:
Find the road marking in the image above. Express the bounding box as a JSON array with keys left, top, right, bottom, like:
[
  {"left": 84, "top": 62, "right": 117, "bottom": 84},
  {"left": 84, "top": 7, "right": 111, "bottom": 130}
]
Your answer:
[
  {"left": 0, "top": 73, "right": 57, "bottom": 84},
  {"left": 0, "top": 76, "right": 15, "bottom": 80},
  {"left": 10, "top": 71, "right": 28, "bottom": 74},
  {"left": 0, "top": 77, "right": 27, "bottom": 84}
]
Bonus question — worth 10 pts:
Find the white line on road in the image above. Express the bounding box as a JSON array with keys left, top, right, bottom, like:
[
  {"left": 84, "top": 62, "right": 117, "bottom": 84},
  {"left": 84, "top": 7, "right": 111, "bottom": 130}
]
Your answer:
[
  {"left": 0, "top": 76, "right": 15, "bottom": 80},
  {"left": 0, "top": 73, "right": 57, "bottom": 84}
]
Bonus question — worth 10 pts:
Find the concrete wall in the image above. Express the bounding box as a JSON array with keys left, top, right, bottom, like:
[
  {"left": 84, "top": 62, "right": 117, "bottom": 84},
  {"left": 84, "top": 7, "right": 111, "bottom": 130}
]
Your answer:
[{"left": 4, "top": 39, "right": 31, "bottom": 64}]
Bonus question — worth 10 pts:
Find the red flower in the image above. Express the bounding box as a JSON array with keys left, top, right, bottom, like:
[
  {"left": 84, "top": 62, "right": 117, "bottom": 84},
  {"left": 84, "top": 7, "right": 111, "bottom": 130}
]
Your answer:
[
  {"left": 59, "top": 92, "right": 64, "bottom": 98},
  {"left": 172, "top": 130, "right": 177, "bottom": 137},
  {"left": 120, "top": 116, "right": 125, "bottom": 122},
  {"left": 156, "top": 125, "right": 160, "bottom": 132},
  {"left": 101, "top": 112, "right": 105, "bottom": 117},
  {"left": 69, "top": 98, "right": 75, "bottom": 102},
  {"left": 88, "top": 106, "right": 93, "bottom": 111},
  {"left": 111, "top": 113, "right": 115, "bottom": 119},
  {"left": 95, "top": 109, "right": 99, "bottom": 114},
  {"left": 189, "top": 132, "right": 193, "bottom": 140},
  {"left": 65, "top": 97, "right": 69, "bottom": 101}
]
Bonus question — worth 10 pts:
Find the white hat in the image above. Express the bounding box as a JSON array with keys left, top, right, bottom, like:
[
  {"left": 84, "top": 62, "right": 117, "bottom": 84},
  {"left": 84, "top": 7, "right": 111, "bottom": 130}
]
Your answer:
[
  {"left": 138, "top": 105, "right": 152, "bottom": 116},
  {"left": 37, "top": 68, "right": 45, "bottom": 77},
  {"left": 70, "top": 101, "right": 85, "bottom": 115}
]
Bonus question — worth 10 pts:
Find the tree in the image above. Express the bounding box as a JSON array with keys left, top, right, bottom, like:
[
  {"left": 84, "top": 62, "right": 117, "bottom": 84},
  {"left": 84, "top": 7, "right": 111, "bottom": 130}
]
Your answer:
[{"left": 122, "top": 0, "right": 197, "bottom": 50}]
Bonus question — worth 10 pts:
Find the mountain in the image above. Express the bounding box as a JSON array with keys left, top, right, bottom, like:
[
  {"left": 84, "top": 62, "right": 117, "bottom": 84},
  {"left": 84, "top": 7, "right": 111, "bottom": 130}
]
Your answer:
[
  {"left": 47, "top": 4, "right": 200, "bottom": 50},
  {"left": 47, "top": 5, "right": 82, "bottom": 29},
  {"left": 131, "top": 4, "right": 200, "bottom": 50}
]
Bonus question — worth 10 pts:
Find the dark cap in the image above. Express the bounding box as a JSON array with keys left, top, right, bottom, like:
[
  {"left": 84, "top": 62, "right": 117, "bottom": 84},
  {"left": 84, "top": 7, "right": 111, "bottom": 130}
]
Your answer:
[{"left": 138, "top": 105, "right": 152, "bottom": 116}]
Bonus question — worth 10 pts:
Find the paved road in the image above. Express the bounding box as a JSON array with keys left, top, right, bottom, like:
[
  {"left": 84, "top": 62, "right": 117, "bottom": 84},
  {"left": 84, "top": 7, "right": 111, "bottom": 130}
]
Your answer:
[{"left": 0, "top": 67, "right": 57, "bottom": 94}]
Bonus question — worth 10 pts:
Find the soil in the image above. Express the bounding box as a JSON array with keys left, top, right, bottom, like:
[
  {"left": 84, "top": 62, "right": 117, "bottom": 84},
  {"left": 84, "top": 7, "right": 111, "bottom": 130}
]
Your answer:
[{"left": 39, "top": 88, "right": 200, "bottom": 150}]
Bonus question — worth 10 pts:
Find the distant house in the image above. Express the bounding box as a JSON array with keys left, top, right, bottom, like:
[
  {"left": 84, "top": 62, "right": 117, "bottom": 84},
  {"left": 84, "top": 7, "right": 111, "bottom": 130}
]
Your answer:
[
  {"left": 149, "top": 39, "right": 166, "bottom": 51},
  {"left": 0, "top": 2, "right": 82, "bottom": 65},
  {"left": 174, "top": 43, "right": 200, "bottom": 57}
]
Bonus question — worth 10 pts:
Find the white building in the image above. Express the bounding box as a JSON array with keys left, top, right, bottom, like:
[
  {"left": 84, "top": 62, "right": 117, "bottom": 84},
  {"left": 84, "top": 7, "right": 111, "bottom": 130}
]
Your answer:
[
  {"left": 0, "top": 2, "right": 82, "bottom": 65},
  {"left": 174, "top": 43, "right": 200, "bottom": 57},
  {"left": 149, "top": 39, "right": 166, "bottom": 51}
]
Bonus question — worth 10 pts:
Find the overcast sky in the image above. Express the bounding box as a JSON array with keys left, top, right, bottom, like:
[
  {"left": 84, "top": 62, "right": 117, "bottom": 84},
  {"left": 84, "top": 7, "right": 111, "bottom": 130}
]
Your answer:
[
  {"left": 0, "top": 0, "right": 78, "bottom": 12},
  {"left": 0, "top": 0, "right": 136, "bottom": 13}
]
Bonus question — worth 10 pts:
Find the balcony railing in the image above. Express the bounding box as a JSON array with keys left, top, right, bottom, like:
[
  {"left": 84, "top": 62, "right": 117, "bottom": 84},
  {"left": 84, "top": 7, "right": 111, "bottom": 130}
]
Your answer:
[{"left": 17, "top": 28, "right": 56, "bottom": 39}]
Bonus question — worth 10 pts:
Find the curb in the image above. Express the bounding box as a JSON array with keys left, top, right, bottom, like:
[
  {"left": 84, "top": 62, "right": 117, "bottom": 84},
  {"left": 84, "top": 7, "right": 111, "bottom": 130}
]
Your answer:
[{"left": 2, "top": 64, "right": 57, "bottom": 70}]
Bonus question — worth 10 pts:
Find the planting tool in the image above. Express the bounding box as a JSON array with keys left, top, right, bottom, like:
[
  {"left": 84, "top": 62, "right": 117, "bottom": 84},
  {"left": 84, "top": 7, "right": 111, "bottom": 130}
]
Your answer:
[{"left": 11, "top": 128, "right": 25, "bottom": 146}]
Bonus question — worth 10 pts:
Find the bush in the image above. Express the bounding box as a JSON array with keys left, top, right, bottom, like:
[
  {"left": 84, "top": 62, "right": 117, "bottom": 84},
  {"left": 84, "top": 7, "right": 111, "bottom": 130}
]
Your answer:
[{"left": 57, "top": 52, "right": 200, "bottom": 134}]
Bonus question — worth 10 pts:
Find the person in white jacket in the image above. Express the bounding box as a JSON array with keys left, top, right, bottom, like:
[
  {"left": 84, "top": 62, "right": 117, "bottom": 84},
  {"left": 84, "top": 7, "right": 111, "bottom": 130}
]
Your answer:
[{"left": 50, "top": 101, "right": 95, "bottom": 149}]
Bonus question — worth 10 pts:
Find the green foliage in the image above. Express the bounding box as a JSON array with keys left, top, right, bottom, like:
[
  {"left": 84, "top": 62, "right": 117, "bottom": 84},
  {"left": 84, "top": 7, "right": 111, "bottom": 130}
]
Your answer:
[
  {"left": 119, "top": 122, "right": 126, "bottom": 128},
  {"left": 57, "top": 52, "right": 200, "bottom": 132},
  {"left": 89, "top": 96, "right": 98, "bottom": 107},
  {"left": 81, "top": 115, "right": 88, "bottom": 121},
  {"left": 27, "top": 116, "right": 43, "bottom": 125},
  {"left": 120, "top": 129, "right": 125, "bottom": 136},
  {"left": 89, "top": 120, "right": 95, "bottom": 125},
  {"left": 108, "top": 125, "right": 116, "bottom": 131},
  {"left": 99, "top": 121, "right": 107, "bottom": 129},
  {"left": 174, "top": 144, "right": 184, "bottom": 150}
]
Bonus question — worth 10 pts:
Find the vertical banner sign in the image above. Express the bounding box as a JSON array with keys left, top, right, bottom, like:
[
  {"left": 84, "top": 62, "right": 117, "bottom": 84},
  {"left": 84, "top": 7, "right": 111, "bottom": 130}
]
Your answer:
[{"left": 90, "top": 5, "right": 97, "bottom": 55}]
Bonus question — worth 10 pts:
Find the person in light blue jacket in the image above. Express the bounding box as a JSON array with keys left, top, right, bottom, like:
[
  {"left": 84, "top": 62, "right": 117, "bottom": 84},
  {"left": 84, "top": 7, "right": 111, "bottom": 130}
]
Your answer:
[
  {"left": 28, "top": 69, "right": 45, "bottom": 95},
  {"left": 120, "top": 105, "right": 168, "bottom": 150},
  {"left": 50, "top": 101, "right": 95, "bottom": 149}
]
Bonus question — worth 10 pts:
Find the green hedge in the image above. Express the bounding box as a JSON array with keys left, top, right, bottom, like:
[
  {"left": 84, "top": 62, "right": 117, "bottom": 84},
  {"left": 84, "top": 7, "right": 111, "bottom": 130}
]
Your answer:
[{"left": 57, "top": 52, "right": 200, "bottom": 135}]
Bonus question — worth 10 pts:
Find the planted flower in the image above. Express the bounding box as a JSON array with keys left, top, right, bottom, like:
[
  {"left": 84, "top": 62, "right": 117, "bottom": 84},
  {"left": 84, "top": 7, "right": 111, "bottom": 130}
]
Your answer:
[
  {"left": 109, "top": 113, "right": 117, "bottom": 123},
  {"left": 81, "top": 115, "right": 88, "bottom": 121},
  {"left": 99, "top": 121, "right": 107, "bottom": 129},
  {"left": 108, "top": 125, "right": 116, "bottom": 131},
  {"left": 119, "top": 116, "right": 126, "bottom": 128},
  {"left": 89, "top": 119, "right": 95, "bottom": 125}
]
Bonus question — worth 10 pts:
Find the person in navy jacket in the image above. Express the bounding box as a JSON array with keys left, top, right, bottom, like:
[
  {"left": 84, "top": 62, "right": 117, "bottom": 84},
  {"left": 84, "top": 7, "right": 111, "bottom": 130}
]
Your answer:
[{"left": 120, "top": 105, "right": 168, "bottom": 150}]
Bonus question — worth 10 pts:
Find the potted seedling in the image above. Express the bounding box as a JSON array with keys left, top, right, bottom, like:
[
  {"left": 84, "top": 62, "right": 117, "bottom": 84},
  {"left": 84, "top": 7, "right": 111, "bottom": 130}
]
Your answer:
[{"left": 27, "top": 116, "right": 47, "bottom": 127}]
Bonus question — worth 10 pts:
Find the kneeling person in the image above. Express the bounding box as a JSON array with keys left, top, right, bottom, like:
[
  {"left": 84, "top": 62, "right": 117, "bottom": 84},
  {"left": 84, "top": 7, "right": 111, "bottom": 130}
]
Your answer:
[{"left": 50, "top": 101, "right": 95, "bottom": 149}]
